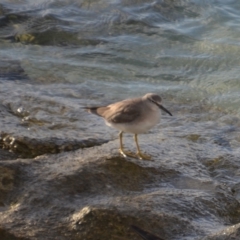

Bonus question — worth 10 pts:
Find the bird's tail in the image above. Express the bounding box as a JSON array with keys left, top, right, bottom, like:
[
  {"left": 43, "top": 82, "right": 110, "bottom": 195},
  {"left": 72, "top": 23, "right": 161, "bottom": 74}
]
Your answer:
[
  {"left": 82, "top": 106, "right": 97, "bottom": 114},
  {"left": 82, "top": 106, "right": 104, "bottom": 117}
]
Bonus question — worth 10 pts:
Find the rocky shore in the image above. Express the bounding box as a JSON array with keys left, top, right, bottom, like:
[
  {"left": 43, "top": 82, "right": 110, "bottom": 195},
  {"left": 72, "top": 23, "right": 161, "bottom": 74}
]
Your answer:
[{"left": 1, "top": 126, "right": 240, "bottom": 239}]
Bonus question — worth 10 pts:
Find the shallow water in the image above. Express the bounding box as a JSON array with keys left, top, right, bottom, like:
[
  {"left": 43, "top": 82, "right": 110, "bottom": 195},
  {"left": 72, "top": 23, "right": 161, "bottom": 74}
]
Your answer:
[{"left": 1, "top": 0, "right": 240, "bottom": 239}]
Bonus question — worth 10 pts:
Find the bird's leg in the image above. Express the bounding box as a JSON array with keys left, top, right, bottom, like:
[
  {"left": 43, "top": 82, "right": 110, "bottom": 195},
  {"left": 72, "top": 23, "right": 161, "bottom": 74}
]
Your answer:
[
  {"left": 119, "top": 131, "right": 136, "bottom": 158},
  {"left": 134, "top": 134, "right": 151, "bottom": 160}
]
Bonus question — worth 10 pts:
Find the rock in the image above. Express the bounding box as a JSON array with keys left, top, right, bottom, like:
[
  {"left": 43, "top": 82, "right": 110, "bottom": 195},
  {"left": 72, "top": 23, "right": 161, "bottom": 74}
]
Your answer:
[
  {"left": 0, "top": 227, "right": 28, "bottom": 240},
  {"left": 131, "top": 225, "right": 165, "bottom": 240},
  {"left": 202, "top": 223, "right": 240, "bottom": 240},
  {"left": 0, "top": 133, "right": 240, "bottom": 240},
  {"left": 0, "top": 133, "right": 108, "bottom": 158},
  {"left": 0, "top": 166, "right": 15, "bottom": 206},
  {"left": 0, "top": 149, "right": 18, "bottom": 161}
]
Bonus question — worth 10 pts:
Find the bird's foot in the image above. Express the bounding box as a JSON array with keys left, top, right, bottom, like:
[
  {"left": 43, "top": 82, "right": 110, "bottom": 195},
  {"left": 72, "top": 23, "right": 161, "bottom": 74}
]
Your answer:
[
  {"left": 136, "top": 151, "right": 152, "bottom": 160},
  {"left": 119, "top": 149, "right": 136, "bottom": 158}
]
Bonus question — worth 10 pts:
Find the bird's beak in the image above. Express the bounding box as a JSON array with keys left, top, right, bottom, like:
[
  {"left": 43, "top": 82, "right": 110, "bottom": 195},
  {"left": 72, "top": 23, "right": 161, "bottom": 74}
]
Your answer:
[{"left": 159, "top": 104, "right": 172, "bottom": 116}]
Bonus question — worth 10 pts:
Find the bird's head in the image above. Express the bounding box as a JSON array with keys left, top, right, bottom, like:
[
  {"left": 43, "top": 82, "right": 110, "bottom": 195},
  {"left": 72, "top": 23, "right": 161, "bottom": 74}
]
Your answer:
[{"left": 143, "top": 93, "right": 172, "bottom": 116}]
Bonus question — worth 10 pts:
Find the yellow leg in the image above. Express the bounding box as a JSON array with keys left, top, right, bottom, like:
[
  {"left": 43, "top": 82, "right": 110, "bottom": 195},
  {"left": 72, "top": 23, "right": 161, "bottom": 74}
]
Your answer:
[
  {"left": 119, "top": 131, "right": 136, "bottom": 158},
  {"left": 134, "top": 134, "right": 151, "bottom": 160}
]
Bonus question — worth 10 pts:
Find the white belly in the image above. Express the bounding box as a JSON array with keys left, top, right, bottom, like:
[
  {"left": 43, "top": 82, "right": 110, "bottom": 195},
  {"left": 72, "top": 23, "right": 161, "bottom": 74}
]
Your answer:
[{"left": 106, "top": 110, "right": 161, "bottom": 134}]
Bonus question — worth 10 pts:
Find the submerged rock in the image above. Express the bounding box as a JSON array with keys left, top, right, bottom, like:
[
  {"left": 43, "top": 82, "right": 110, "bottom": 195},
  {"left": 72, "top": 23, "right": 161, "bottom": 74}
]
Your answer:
[{"left": 0, "top": 59, "right": 29, "bottom": 81}]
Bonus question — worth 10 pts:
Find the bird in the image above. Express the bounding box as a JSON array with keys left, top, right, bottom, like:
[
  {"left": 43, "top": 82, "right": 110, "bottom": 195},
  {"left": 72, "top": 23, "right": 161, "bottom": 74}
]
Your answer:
[{"left": 83, "top": 93, "right": 172, "bottom": 160}]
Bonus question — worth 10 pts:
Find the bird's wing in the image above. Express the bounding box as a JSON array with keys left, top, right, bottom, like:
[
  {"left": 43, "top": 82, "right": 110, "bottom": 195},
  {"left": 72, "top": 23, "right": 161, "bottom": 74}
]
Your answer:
[{"left": 105, "top": 100, "right": 141, "bottom": 123}]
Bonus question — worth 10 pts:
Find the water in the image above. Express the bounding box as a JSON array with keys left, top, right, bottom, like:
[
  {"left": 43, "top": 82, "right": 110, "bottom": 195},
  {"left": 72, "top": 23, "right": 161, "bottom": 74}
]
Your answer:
[
  {"left": 1, "top": 0, "right": 240, "bottom": 138},
  {"left": 1, "top": 0, "right": 240, "bottom": 238}
]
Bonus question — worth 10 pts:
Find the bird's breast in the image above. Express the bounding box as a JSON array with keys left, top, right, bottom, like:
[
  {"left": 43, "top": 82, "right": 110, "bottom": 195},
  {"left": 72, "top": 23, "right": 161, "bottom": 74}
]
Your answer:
[{"left": 105, "top": 110, "right": 161, "bottom": 134}]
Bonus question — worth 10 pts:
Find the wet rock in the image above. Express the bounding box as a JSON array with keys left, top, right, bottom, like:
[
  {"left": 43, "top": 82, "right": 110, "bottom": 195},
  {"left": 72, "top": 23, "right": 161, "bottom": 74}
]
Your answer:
[
  {"left": 202, "top": 223, "right": 240, "bottom": 240},
  {"left": 53, "top": 155, "right": 180, "bottom": 195},
  {"left": 0, "top": 228, "right": 29, "bottom": 240},
  {"left": 0, "top": 134, "right": 108, "bottom": 158},
  {"left": 0, "top": 166, "right": 15, "bottom": 206},
  {"left": 0, "top": 149, "right": 18, "bottom": 160},
  {"left": 131, "top": 225, "right": 165, "bottom": 240},
  {"left": 69, "top": 206, "right": 193, "bottom": 240},
  {"left": 0, "top": 134, "right": 240, "bottom": 239}
]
